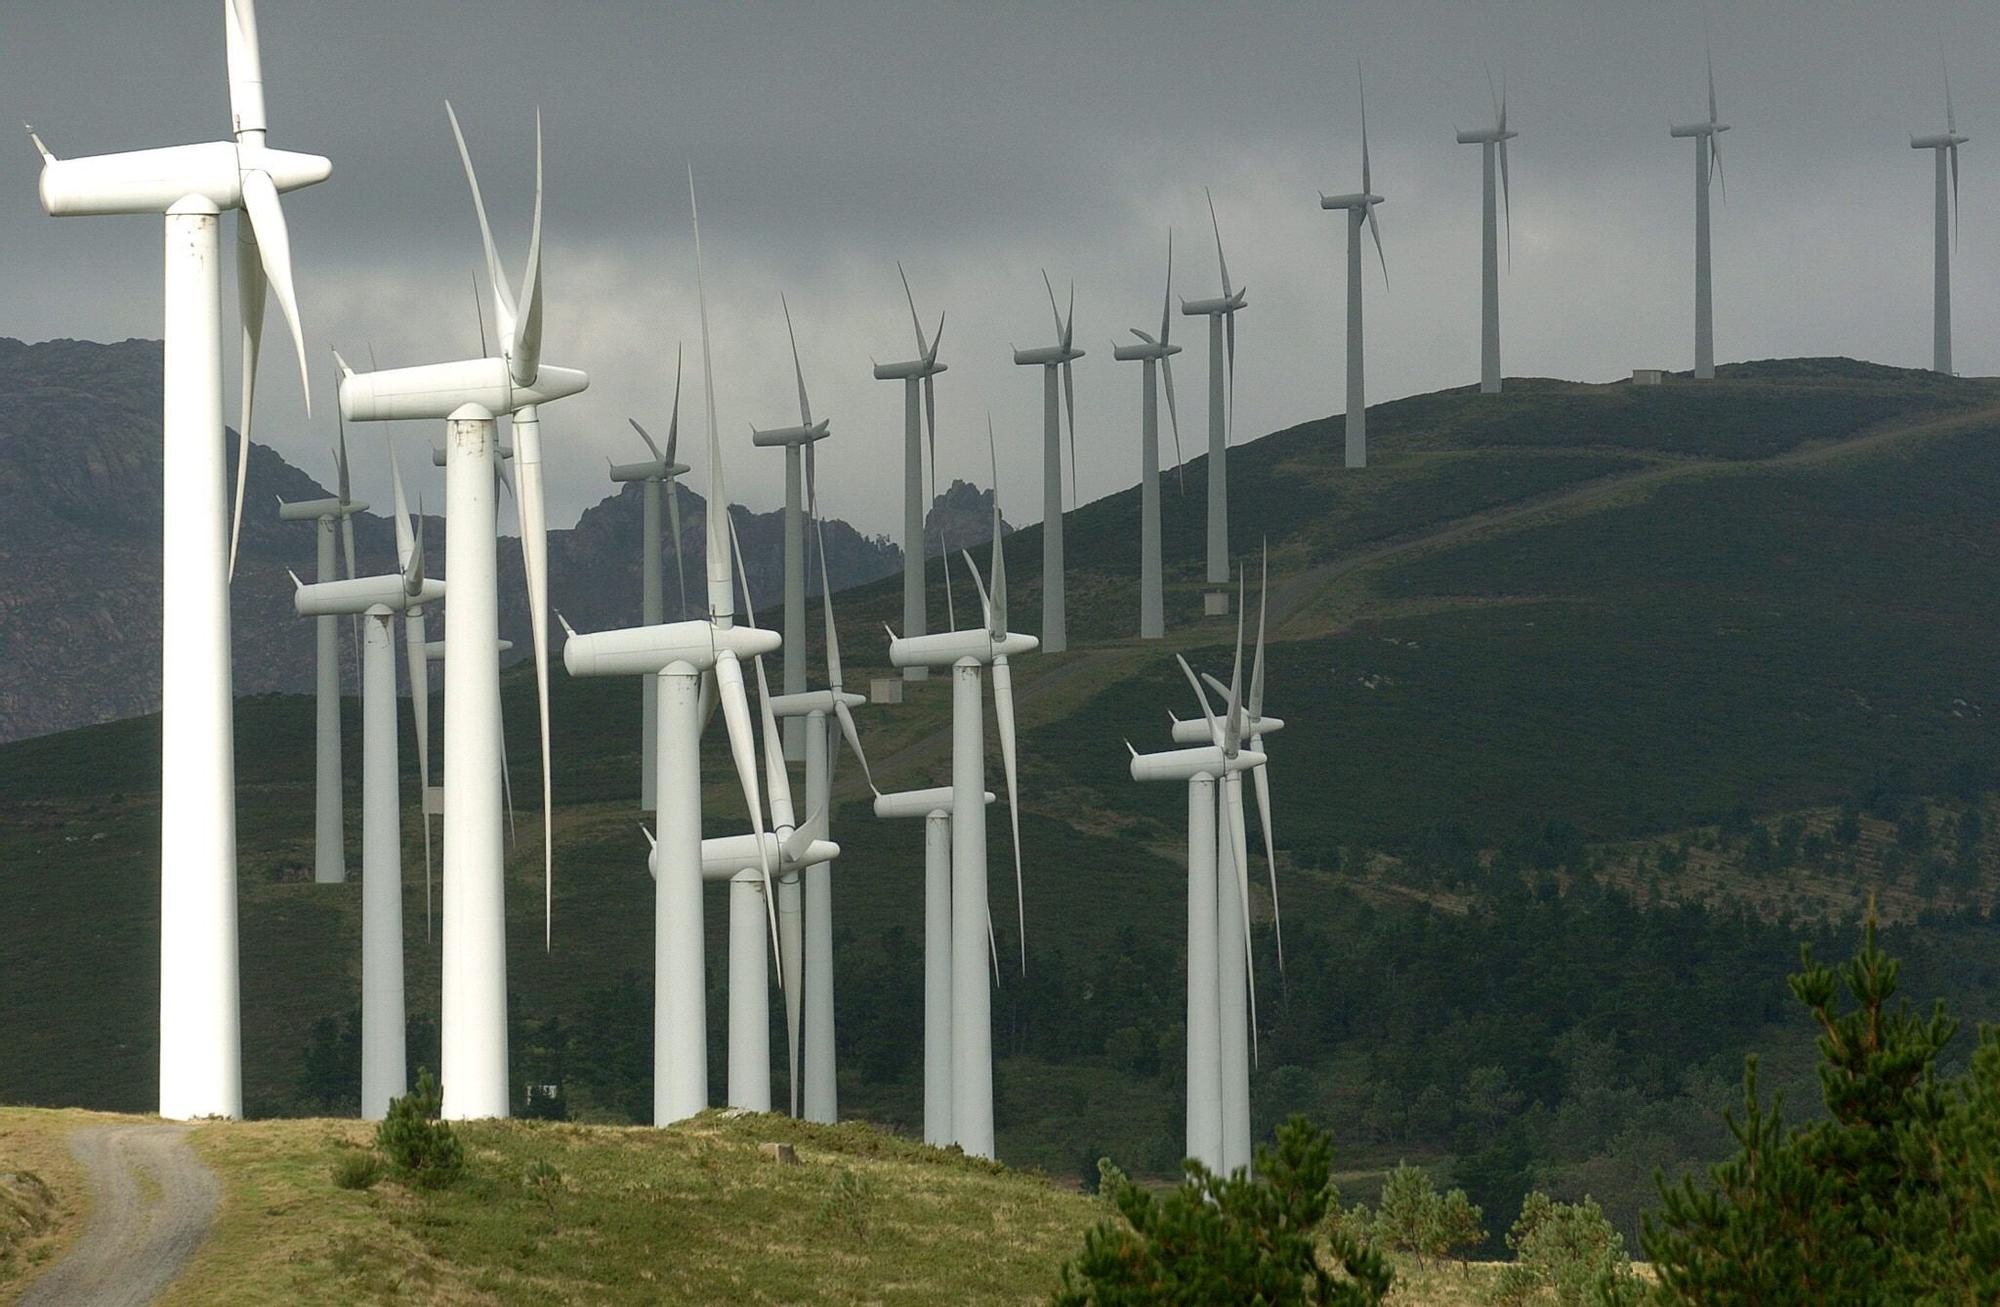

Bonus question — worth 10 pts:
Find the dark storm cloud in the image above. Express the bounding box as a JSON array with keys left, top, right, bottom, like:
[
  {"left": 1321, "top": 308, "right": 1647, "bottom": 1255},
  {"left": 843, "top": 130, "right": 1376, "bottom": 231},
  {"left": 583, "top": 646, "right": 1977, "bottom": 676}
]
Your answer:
[{"left": 5, "top": 2, "right": 1996, "bottom": 540}]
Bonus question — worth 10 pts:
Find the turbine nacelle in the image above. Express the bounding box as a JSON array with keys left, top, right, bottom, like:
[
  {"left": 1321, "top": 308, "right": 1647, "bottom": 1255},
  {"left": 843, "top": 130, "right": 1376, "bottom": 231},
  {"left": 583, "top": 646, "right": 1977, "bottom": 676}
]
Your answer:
[
  {"left": 871, "top": 356, "right": 947, "bottom": 382},
  {"left": 608, "top": 456, "right": 689, "bottom": 483},
  {"left": 423, "top": 638, "right": 513, "bottom": 660},
  {"left": 293, "top": 573, "right": 444, "bottom": 617},
  {"left": 338, "top": 358, "right": 589, "bottom": 424},
  {"left": 888, "top": 628, "right": 1039, "bottom": 668},
  {"left": 873, "top": 786, "right": 995, "bottom": 820},
  {"left": 1010, "top": 343, "right": 1086, "bottom": 367},
  {"left": 1170, "top": 713, "right": 1284, "bottom": 746},
  {"left": 645, "top": 832, "right": 841, "bottom": 882},
  {"left": 1912, "top": 132, "right": 1970, "bottom": 150},
  {"left": 1319, "top": 191, "right": 1385, "bottom": 211},
  {"left": 561, "top": 617, "right": 780, "bottom": 680},
  {"left": 1129, "top": 744, "right": 1268, "bottom": 785},
  {"left": 1669, "top": 122, "right": 1730, "bottom": 138},
  {"left": 763, "top": 688, "right": 867, "bottom": 720},
  {"left": 33, "top": 141, "right": 331, "bottom": 217},
  {"left": 749, "top": 420, "right": 831, "bottom": 448},
  {"left": 1455, "top": 127, "right": 1519, "bottom": 145},
  {"left": 276, "top": 495, "right": 365, "bottom": 521},
  {"left": 1181, "top": 291, "right": 1247, "bottom": 317}
]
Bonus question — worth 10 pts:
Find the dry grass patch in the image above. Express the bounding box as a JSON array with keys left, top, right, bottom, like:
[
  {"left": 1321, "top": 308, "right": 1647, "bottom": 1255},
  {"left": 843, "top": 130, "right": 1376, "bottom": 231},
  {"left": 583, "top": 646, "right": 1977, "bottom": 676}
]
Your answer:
[{"left": 0, "top": 1106, "right": 112, "bottom": 1303}]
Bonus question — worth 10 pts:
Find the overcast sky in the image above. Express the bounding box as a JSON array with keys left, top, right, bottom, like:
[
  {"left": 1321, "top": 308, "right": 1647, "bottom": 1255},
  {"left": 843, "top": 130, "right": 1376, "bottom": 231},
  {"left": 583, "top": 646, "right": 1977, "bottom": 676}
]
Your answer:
[{"left": 4, "top": 1, "right": 1995, "bottom": 542}]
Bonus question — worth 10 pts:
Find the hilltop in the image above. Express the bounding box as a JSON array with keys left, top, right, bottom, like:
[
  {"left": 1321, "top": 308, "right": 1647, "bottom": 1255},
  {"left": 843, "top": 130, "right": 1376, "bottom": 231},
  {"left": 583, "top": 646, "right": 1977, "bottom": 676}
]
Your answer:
[{"left": 7, "top": 356, "right": 2000, "bottom": 1248}]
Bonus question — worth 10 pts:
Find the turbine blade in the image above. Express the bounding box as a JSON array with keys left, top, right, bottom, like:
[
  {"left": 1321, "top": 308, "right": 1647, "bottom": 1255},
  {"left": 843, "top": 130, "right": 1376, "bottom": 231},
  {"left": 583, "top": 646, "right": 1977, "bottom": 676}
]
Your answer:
[
  {"left": 513, "top": 415, "right": 556, "bottom": 950},
  {"left": 1224, "top": 570, "right": 1246, "bottom": 757},
  {"left": 690, "top": 165, "right": 733, "bottom": 625},
  {"left": 228, "top": 213, "right": 266, "bottom": 582},
  {"left": 923, "top": 371, "right": 938, "bottom": 516},
  {"left": 832, "top": 699, "right": 875, "bottom": 795},
  {"left": 941, "top": 526, "right": 958, "bottom": 628},
  {"left": 898, "top": 261, "right": 927, "bottom": 356},
  {"left": 1159, "top": 228, "right": 1175, "bottom": 346},
  {"left": 1175, "top": 654, "right": 1224, "bottom": 749},
  {"left": 1706, "top": 46, "right": 1718, "bottom": 125},
  {"left": 403, "top": 609, "right": 433, "bottom": 941},
  {"left": 1952, "top": 145, "right": 1960, "bottom": 248},
  {"left": 992, "top": 657, "right": 1027, "bottom": 975},
  {"left": 987, "top": 419, "right": 1007, "bottom": 637},
  {"left": 1252, "top": 758, "right": 1282, "bottom": 973},
  {"left": 239, "top": 170, "right": 310, "bottom": 420},
  {"left": 1367, "top": 202, "right": 1389, "bottom": 287},
  {"left": 390, "top": 442, "right": 417, "bottom": 581},
  {"left": 1945, "top": 55, "right": 1957, "bottom": 135},
  {"left": 782, "top": 294, "right": 813, "bottom": 426},
  {"left": 472, "top": 269, "right": 489, "bottom": 357},
  {"left": 1062, "top": 361, "right": 1077, "bottom": 511},
  {"left": 1042, "top": 268, "right": 1062, "bottom": 337},
  {"left": 1250, "top": 544, "right": 1268, "bottom": 720},
  {"left": 666, "top": 343, "right": 683, "bottom": 467},
  {"left": 1162, "top": 355, "right": 1185, "bottom": 491},
  {"left": 1224, "top": 310, "right": 1237, "bottom": 444},
  {"left": 509, "top": 110, "right": 545, "bottom": 389},
  {"left": 1499, "top": 138, "right": 1513, "bottom": 268},
  {"left": 1711, "top": 132, "right": 1726, "bottom": 201},
  {"left": 716, "top": 653, "right": 783, "bottom": 971},
  {"left": 1222, "top": 774, "right": 1260, "bottom": 1065},
  {"left": 1206, "top": 187, "right": 1231, "bottom": 296},
  {"left": 962, "top": 548, "right": 992, "bottom": 632},
  {"left": 445, "top": 102, "right": 518, "bottom": 344},
  {"left": 1359, "top": 64, "right": 1373, "bottom": 194},
  {"left": 629, "top": 416, "right": 663, "bottom": 463},
  {"left": 223, "top": 0, "right": 266, "bottom": 140},
  {"left": 667, "top": 472, "right": 688, "bottom": 618}
]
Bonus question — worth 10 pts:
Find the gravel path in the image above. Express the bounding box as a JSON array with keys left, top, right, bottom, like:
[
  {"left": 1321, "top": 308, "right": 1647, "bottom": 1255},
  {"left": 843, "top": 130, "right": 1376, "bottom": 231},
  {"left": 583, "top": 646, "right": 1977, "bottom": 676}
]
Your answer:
[{"left": 17, "top": 1124, "right": 217, "bottom": 1307}]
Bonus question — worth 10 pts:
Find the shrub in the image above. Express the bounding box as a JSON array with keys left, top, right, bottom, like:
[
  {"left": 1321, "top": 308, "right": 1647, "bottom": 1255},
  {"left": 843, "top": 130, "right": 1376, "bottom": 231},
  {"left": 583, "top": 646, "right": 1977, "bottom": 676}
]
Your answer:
[
  {"left": 1638, "top": 914, "right": 2000, "bottom": 1303},
  {"left": 1491, "top": 1191, "right": 1636, "bottom": 1305},
  {"left": 1052, "top": 1115, "right": 1392, "bottom": 1305},
  {"left": 1364, "top": 1163, "right": 1485, "bottom": 1266},
  {"left": 375, "top": 1068, "right": 464, "bottom": 1189},
  {"left": 329, "top": 1151, "right": 382, "bottom": 1191}
]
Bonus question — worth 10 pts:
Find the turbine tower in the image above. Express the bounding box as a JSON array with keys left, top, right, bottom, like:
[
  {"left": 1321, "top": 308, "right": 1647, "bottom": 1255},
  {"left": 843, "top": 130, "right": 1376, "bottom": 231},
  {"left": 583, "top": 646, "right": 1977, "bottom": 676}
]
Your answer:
[
  {"left": 1182, "top": 193, "right": 1247, "bottom": 613},
  {"left": 888, "top": 431, "right": 1036, "bottom": 1158},
  {"left": 29, "top": 0, "right": 328, "bottom": 1120},
  {"left": 753, "top": 299, "right": 831, "bottom": 761},
  {"left": 1912, "top": 63, "right": 1968, "bottom": 375},
  {"left": 616, "top": 359, "right": 689, "bottom": 809},
  {"left": 872, "top": 268, "right": 946, "bottom": 680},
  {"left": 1671, "top": 51, "right": 1728, "bottom": 380},
  {"left": 1321, "top": 72, "right": 1389, "bottom": 467},
  {"left": 1455, "top": 75, "right": 1516, "bottom": 395},
  {"left": 763, "top": 520, "right": 877, "bottom": 1122},
  {"left": 289, "top": 459, "right": 443, "bottom": 1119},
  {"left": 561, "top": 171, "right": 782, "bottom": 1126},
  {"left": 275, "top": 438, "right": 367, "bottom": 884},
  {"left": 1011, "top": 273, "right": 1083, "bottom": 653},
  {"left": 1112, "top": 234, "right": 1185, "bottom": 640},
  {"left": 337, "top": 106, "right": 585, "bottom": 1120}
]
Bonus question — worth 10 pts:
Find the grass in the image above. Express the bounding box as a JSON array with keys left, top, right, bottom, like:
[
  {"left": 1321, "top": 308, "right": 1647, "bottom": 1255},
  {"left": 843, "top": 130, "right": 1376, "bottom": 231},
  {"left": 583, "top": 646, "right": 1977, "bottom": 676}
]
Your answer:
[{"left": 0, "top": 1108, "right": 101, "bottom": 1302}]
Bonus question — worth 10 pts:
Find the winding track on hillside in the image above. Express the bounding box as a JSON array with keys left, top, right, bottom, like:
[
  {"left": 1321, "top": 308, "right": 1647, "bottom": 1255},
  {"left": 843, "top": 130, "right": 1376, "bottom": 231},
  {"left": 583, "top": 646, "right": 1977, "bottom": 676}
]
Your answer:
[
  {"left": 860, "top": 398, "right": 2000, "bottom": 795},
  {"left": 17, "top": 1124, "right": 217, "bottom": 1307}
]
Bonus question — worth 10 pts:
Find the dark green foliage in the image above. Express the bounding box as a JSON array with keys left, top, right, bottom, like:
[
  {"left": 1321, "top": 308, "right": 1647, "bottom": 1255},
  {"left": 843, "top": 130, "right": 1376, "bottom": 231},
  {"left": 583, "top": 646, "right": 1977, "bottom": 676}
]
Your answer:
[
  {"left": 330, "top": 1150, "right": 383, "bottom": 1191},
  {"left": 1346, "top": 1162, "right": 1486, "bottom": 1266},
  {"left": 1051, "top": 1117, "right": 1392, "bottom": 1306},
  {"left": 1491, "top": 1191, "right": 1635, "bottom": 1305},
  {"left": 374, "top": 1068, "right": 464, "bottom": 1190},
  {"left": 1639, "top": 917, "right": 2000, "bottom": 1304}
]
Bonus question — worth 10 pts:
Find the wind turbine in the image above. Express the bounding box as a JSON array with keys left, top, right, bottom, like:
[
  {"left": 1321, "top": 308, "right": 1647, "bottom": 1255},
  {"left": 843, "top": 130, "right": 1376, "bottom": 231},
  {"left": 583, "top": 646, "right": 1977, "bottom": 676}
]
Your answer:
[
  {"left": 336, "top": 105, "right": 586, "bottom": 1120},
  {"left": 1011, "top": 272, "right": 1083, "bottom": 653},
  {"left": 1127, "top": 631, "right": 1265, "bottom": 1175},
  {"left": 289, "top": 466, "right": 443, "bottom": 1120},
  {"left": 1671, "top": 50, "right": 1729, "bottom": 380},
  {"left": 1912, "top": 61, "right": 1968, "bottom": 374},
  {"left": 753, "top": 298, "right": 832, "bottom": 762},
  {"left": 1455, "top": 72, "right": 1517, "bottom": 395},
  {"left": 28, "top": 0, "right": 328, "bottom": 1120},
  {"left": 762, "top": 519, "right": 877, "bottom": 1122},
  {"left": 1321, "top": 71, "right": 1389, "bottom": 468},
  {"left": 871, "top": 266, "right": 946, "bottom": 681},
  {"left": 275, "top": 440, "right": 367, "bottom": 885},
  {"left": 1112, "top": 234, "right": 1185, "bottom": 640},
  {"left": 615, "top": 362, "right": 690, "bottom": 809},
  {"left": 560, "top": 170, "right": 782, "bottom": 1126},
  {"left": 1181, "top": 192, "right": 1247, "bottom": 613},
  {"left": 888, "top": 427, "right": 1037, "bottom": 1159}
]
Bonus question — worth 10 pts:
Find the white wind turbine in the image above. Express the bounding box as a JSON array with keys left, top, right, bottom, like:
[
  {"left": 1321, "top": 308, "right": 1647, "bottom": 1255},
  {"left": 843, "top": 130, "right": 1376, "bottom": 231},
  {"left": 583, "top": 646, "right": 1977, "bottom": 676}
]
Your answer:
[
  {"left": 1181, "top": 191, "right": 1247, "bottom": 613},
  {"left": 872, "top": 267, "right": 947, "bottom": 681},
  {"left": 1912, "top": 61, "right": 1968, "bottom": 375},
  {"left": 275, "top": 433, "right": 367, "bottom": 886},
  {"left": 616, "top": 360, "right": 690, "bottom": 809},
  {"left": 29, "top": 0, "right": 328, "bottom": 1120},
  {"left": 1455, "top": 72, "right": 1517, "bottom": 395},
  {"left": 888, "top": 429, "right": 1037, "bottom": 1159},
  {"left": 762, "top": 519, "right": 878, "bottom": 1122},
  {"left": 337, "top": 105, "right": 586, "bottom": 1120},
  {"left": 1671, "top": 49, "right": 1729, "bottom": 380},
  {"left": 1011, "top": 273, "right": 1084, "bottom": 653},
  {"left": 289, "top": 457, "right": 444, "bottom": 1120},
  {"left": 560, "top": 170, "right": 783, "bottom": 1126},
  {"left": 753, "top": 298, "right": 832, "bottom": 762},
  {"left": 1112, "top": 234, "right": 1186, "bottom": 641},
  {"left": 1127, "top": 626, "right": 1265, "bottom": 1175},
  {"left": 1321, "top": 71, "right": 1389, "bottom": 468}
]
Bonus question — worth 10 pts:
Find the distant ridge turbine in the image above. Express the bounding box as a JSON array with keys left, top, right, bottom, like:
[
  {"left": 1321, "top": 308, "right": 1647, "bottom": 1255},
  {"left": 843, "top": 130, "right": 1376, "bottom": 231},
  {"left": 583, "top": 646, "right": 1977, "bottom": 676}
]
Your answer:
[
  {"left": 1911, "top": 61, "right": 1968, "bottom": 375},
  {"left": 1321, "top": 69, "right": 1389, "bottom": 468},
  {"left": 1670, "top": 49, "right": 1729, "bottom": 380},
  {"left": 1455, "top": 72, "right": 1517, "bottom": 395}
]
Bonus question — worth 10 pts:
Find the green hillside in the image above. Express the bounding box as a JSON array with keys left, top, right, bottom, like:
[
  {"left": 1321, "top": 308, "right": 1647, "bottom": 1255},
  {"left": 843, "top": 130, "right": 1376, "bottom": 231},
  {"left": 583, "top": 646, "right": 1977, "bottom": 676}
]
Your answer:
[{"left": 8, "top": 359, "right": 2000, "bottom": 1247}]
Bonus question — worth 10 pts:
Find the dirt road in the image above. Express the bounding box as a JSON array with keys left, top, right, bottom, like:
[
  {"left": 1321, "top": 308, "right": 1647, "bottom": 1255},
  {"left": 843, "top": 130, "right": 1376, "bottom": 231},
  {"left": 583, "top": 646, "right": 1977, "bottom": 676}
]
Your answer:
[{"left": 17, "top": 1124, "right": 216, "bottom": 1307}]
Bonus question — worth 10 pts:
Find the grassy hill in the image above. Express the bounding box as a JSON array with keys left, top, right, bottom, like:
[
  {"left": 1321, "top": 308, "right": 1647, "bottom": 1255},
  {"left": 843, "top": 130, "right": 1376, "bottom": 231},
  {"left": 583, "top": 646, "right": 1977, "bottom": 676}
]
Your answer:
[{"left": 8, "top": 359, "right": 2000, "bottom": 1247}]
